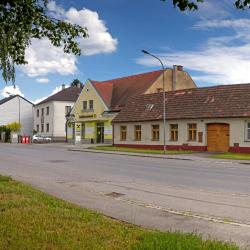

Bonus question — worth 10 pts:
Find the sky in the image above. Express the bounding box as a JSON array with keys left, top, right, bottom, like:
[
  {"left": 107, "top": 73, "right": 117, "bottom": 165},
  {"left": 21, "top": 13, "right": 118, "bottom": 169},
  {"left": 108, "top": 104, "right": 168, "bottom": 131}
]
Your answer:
[{"left": 1, "top": 0, "right": 250, "bottom": 103}]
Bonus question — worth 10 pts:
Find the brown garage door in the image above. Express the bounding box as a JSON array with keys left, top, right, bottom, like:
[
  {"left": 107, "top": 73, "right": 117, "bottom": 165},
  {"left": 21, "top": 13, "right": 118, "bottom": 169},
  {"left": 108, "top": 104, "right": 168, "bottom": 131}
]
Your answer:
[{"left": 207, "top": 124, "right": 230, "bottom": 152}]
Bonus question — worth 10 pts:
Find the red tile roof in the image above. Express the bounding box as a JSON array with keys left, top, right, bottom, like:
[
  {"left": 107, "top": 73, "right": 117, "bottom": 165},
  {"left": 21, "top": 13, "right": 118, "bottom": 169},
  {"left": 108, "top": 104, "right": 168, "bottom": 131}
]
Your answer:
[
  {"left": 90, "top": 70, "right": 162, "bottom": 111},
  {"left": 113, "top": 83, "right": 250, "bottom": 123},
  {"left": 36, "top": 86, "right": 82, "bottom": 105}
]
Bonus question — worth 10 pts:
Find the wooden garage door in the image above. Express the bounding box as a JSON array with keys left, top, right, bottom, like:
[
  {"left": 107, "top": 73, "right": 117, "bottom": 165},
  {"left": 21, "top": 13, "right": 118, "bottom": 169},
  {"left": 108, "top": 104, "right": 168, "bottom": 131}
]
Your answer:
[{"left": 207, "top": 124, "right": 230, "bottom": 152}]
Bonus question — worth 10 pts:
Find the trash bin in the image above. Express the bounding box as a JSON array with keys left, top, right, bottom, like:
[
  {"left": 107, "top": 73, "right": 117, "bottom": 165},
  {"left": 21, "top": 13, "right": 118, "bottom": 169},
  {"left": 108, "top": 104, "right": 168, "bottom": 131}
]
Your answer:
[{"left": 21, "top": 136, "right": 26, "bottom": 144}]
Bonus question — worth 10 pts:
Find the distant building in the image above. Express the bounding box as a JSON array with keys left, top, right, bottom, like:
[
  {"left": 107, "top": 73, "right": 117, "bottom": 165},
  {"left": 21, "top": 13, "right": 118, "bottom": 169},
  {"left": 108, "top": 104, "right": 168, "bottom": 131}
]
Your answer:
[
  {"left": 113, "top": 84, "right": 250, "bottom": 153},
  {"left": 0, "top": 95, "right": 34, "bottom": 135},
  {"left": 34, "top": 85, "right": 82, "bottom": 141},
  {"left": 67, "top": 66, "right": 197, "bottom": 144}
]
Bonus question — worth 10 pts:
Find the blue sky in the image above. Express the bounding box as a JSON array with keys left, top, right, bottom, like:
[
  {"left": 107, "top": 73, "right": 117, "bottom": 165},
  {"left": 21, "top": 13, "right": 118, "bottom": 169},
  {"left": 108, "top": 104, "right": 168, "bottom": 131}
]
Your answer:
[{"left": 1, "top": 0, "right": 250, "bottom": 103}]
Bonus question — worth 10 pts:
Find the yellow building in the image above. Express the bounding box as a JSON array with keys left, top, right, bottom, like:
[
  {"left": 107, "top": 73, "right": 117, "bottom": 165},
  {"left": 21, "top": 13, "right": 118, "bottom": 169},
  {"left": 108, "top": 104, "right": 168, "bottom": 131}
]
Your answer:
[{"left": 67, "top": 67, "right": 196, "bottom": 144}]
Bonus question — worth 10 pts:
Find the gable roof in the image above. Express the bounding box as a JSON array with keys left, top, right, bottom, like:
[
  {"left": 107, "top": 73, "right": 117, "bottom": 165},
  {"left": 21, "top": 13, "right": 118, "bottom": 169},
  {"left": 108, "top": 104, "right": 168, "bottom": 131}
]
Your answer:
[
  {"left": 0, "top": 95, "right": 16, "bottom": 105},
  {"left": 113, "top": 83, "right": 250, "bottom": 123},
  {"left": 36, "top": 86, "right": 82, "bottom": 105},
  {"left": 0, "top": 95, "right": 34, "bottom": 106},
  {"left": 90, "top": 70, "right": 162, "bottom": 111}
]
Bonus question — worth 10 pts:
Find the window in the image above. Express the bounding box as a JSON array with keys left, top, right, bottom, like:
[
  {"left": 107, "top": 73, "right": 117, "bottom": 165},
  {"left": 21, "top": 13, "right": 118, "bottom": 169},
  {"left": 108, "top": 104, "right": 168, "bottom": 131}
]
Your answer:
[
  {"left": 41, "top": 124, "right": 44, "bottom": 133},
  {"left": 46, "top": 123, "right": 49, "bottom": 133},
  {"left": 36, "top": 124, "right": 39, "bottom": 132},
  {"left": 120, "top": 126, "right": 127, "bottom": 141},
  {"left": 170, "top": 124, "right": 178, "bottom": 141},
  {"left": 152, "top": 125, "right": 160, "bottom": 141},
  {"left": 246, "top": 122, "right": 250, "bottom": 140},
  {"left": 65, "top": 106, "right": 71, "bottom": 115},
  {"left": 37, "top": 109, "right": 39, "bottom": 117},
  {"left": 41, "top": 108, "right": 44, "bottom": 117},
  {"left": 46, "top": 106, "right": 49, "bottom": 115},
  {"left": 188, "top": 123, "right": 197, "bottom": 141},
  {"left": 134, "top": 125, "right": 141, "bottom": 141},
  {"left": 83, "top": 101, "right": 87, "bottom": 110},
  {"left": 89, "top": 100, "right": 94, "bottom": 110}
]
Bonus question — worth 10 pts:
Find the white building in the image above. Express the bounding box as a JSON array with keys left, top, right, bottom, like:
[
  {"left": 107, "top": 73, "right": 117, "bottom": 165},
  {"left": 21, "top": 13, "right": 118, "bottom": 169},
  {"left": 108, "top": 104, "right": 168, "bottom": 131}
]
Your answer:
[
  {"left": 34, "top": 85, "right": 82, "bottom": 141},
  {"left": 0, "top": 95, "right": 34, "bottom": 135}
]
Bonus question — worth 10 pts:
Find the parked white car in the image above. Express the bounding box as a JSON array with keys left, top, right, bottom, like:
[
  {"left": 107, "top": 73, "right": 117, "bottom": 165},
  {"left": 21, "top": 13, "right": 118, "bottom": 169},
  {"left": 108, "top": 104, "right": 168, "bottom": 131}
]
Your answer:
[{"left": 32, "top": 134, "right": 52, "bottom": 143}]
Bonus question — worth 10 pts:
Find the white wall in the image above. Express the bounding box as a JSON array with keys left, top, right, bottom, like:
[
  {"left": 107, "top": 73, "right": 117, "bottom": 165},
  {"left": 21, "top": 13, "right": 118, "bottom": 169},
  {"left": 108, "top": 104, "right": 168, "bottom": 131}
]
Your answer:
[
  {"left": 34, "top": 101, "right": 75, "bottom": 139},
  {"left": 0, "top": 96, "right": 33, "bottom": 135},
  {"left": 53, "top": 101, "right": 75, "bottom": 138},
  {"left": 33, "top": 102, "right": 54, "bottom": 136},
  {"left": 114, "top": 118, "right": 250, "bottom": 148}
]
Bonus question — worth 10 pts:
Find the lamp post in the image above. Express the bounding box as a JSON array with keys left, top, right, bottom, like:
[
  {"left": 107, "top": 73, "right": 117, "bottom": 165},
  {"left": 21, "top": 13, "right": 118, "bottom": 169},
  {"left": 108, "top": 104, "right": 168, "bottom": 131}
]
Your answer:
[{"left": 141, "top": 50, "right": 166, "bottom": 154}]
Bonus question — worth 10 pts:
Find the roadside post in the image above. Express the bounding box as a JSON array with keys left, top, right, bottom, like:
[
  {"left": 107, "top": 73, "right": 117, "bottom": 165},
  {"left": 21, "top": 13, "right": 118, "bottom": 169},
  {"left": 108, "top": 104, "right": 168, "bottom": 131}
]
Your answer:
[{"left": 74, "top": 123, "right": 82, "bottom": 145}]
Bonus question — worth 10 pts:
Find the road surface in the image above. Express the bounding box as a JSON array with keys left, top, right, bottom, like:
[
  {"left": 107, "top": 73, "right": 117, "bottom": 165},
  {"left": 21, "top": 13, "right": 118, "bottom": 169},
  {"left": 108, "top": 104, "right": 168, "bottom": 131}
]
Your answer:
[{"left": 0, "top": 143, "right": 250, "bottom": 248}]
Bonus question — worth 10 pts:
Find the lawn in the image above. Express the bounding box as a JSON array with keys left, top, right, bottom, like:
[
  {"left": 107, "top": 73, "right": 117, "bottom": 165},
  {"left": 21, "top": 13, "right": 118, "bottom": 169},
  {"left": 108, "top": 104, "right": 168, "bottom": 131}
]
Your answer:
[
  {"left": 210, "top": 153, "right": 250, "bottom": 161},
  {"left": 89, "top": 146, "right": 194, "bottom": 155},
  {"left": 0, "top": 175, "right": 239, "bottom": 250}
]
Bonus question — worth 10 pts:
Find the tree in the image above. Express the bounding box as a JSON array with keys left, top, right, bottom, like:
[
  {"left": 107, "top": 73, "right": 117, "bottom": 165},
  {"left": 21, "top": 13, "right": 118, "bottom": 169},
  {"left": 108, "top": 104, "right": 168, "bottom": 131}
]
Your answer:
[
  {"left": 162, "top": 0, "right": 250, "bottom": 11},
  {"left": 71, "top": 79, "right": 83, "bottom": 88},
  {"left": 0, "top": 0, "right": 88, "bottom": 84}
]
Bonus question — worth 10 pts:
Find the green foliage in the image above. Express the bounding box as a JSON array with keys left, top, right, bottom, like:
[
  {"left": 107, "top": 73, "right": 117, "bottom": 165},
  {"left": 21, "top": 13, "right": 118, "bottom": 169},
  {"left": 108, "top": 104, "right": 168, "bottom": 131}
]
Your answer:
[
  {"left": 71, "top": 78, "right": 83, "bottom": 88},
  {"left": 0, "top": 175, "right": 239, "bottom": 250},
  {"left": 161, "top": 0, "right": 250, "bottom": 11},
  {"left": 0, "top": 0, "right": 88, "bottom": 83},
  {"left": 6, "top": 122, "right": 21, "bottom": 132}
]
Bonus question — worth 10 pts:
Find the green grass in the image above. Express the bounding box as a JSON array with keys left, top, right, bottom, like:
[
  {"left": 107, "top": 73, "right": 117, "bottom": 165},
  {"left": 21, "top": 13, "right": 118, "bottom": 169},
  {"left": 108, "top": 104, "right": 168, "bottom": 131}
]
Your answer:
[
  {"left": 89, "top": 146, "right": 194, "bottom": 155},
  {"left": 210, "top": 153, "right": 250, "bottom": 161},
  {"left": 0, "top": 175, "right": 239, "bottom": 250}
]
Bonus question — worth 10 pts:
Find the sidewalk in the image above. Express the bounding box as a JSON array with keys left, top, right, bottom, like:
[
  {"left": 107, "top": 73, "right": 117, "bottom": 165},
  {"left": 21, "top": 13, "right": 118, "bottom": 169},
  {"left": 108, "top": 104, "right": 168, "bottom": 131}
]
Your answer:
[{"left": 67, "top": 145, "right": 250, "bottom": 165}]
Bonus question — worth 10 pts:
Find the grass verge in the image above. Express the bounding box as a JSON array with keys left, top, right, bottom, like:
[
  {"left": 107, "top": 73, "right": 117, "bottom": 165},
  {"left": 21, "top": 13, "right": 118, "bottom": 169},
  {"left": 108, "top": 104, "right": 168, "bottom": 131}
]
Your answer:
[
  {"left": 0, "top": 175, "right": 239, "bottom": 250},
  {"left": 89, "top": 146, "right": 194, "bottom": 155},
  {"left": 210, "top": 153, "right": 250, "bottom": 161}
]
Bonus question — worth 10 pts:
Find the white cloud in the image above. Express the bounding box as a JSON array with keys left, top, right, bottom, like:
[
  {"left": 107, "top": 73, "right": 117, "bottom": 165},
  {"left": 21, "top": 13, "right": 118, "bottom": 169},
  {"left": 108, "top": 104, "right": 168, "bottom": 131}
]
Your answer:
[
  {"left": 186, "top": 0, "right": 233, "bottom": 20},
  {"left": 21, "top": 2, "right": 117, "bottom": 77},
  {"left": 36, "top": 78, "right": 50, "bottom": 83},
  {"left": 33, "top": 84, "right": 69, "bottom": 104},
  {"left": 21, "top": 38, "right": 77, "bottom": 77},
  {"left": 1, "top": 85, "right": 24, "bottom": 98},
  {"left": 66, "top": 8, "right": 118, "bottom": 55},
  {"left": 137, "top": 16, "right": 250, "bottom": 85}
]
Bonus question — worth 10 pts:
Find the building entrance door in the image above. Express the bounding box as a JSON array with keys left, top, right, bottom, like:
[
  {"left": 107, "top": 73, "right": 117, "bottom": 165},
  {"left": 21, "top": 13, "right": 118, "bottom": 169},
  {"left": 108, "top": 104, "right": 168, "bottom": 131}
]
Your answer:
[{"left": 96, "top": 123, "right": 104, "bottom": 143}]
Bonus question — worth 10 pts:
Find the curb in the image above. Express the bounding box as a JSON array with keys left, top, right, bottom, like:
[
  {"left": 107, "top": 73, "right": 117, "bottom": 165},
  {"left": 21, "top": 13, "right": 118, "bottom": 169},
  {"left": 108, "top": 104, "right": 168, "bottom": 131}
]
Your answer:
[
  {"left": 68, "top": 148, "right": 194, "bottom": 161},
  {"left": 67, "top": 148, "right": 247, "bottom": 165}
]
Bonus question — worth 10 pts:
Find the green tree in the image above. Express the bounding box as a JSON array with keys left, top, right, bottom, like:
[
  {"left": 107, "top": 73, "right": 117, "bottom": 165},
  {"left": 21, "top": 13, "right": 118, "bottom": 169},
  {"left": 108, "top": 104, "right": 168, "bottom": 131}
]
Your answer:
[
  {"left": 71, "top": 79, "right": 83, "bottom": 88},
  {"left": 0, "top": 0, "right": 87, "bottom": 84},
  {"left": 6, "top": 122, "right": 21, "bottom": 132},
  {"left": 162, "top": 0, "right": 250, "bottom": 11}
]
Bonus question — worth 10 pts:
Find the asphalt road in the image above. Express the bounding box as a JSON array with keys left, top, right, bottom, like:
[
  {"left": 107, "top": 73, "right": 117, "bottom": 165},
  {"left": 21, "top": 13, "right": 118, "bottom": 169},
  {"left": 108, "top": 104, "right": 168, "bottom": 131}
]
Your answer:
[{"left": 1, "top": 143, "right": 250, "bottom": 248}]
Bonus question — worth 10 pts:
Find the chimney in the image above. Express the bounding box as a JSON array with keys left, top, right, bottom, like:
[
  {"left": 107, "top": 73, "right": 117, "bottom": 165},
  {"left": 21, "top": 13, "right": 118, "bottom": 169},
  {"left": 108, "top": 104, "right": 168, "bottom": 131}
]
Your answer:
[
  {"left": 172, "top": 65, "right": 184, "bottom": 90},
  {"left": 62, "top": 84, "right": 65, "bottom": 90},
  {"left": 77, "top": 83, "right": 81, "bottom": 88}
]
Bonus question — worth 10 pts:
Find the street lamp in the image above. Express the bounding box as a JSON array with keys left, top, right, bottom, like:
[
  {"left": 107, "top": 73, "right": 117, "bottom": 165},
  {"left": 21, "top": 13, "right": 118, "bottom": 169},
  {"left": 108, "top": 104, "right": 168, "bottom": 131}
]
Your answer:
[
  {"left": 6, "top": 92, "right": 20, "bottom": 124},
  {"left": 141, "top": 50, "right": 167, "bottom": 155}
]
